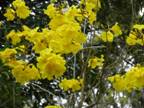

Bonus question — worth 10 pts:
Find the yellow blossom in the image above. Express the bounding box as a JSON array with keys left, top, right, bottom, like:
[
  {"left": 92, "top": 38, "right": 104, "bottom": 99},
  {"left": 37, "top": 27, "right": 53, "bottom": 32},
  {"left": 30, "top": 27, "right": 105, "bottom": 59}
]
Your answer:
[
  {"left": 44, "top": 4, "right": 58, "bottom": 18},
  {"left": 133, "top": 24, "right": 144, "bottom": 31},
  {"left": 108, "top": 75, "right": 127, "bottom": 91},
  {"left": 4, "top": 8, "right": 15, "bottom": 21},
  {"left": 81, "top": 0, "right": 101, "bottom": 24},
  {"left": 12, "top": 0, "right": 31, "bottom": 19},
  {"left": 65, "top": 5, "right": 83, "bottom": 21},
  {"left": 126, "top": 33, "right": 137, "bottom": 45},
  {"left": 88, "top": 55, "right": 104, "bottom": 69},
  {"left": 111, "top": 23, "right": 122, "bottom": 36},
  {"left": 12, "top": 63, "right": 40, "bottom": 84},
  {"left": 49, "top": 14, "right": 78, "bottom": 30},
  {"left": 12, "top": 0, "right": 26, "bottom": 8},
  {"left": 6, "top": 59, "right": 25, "bottom": 68},
  {"left": 49, "top": 40, "right": 63, "bottom": 53},
  {"left": 126, "top": 24, "right": 144, "bottom": 46},
  {"left": 15, "top": 6, "right": 31, "bottom": 19},
  {"left": 59, "top": 78, "right": 83, "bottom": 92},
  {"left": 37, "top": 49, "right": 66, "bottom": 80},
  {"left": 101, "top": 31, "right": 114, "bottom": 42},
  {"left": 108, "top": 65, "right": 144, "bottom": 92},
  {"left": 0, "top": 48, "right": 17, "bottom": 63},
  {"left": 87, "top": 0, "right": 101, "bottom": 9},
  {"left": 6, "top": 30, "right": 21, "bottom": 45},
  {"left": 88, "top": 11, "right": 96, "bottom": 24}
]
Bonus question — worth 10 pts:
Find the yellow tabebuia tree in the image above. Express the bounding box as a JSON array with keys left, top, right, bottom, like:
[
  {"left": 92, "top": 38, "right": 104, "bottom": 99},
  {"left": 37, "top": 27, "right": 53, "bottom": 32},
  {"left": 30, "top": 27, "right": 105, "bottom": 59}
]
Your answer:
[{"left": 1, "top": 0, "right": 144, "bottom": 107}]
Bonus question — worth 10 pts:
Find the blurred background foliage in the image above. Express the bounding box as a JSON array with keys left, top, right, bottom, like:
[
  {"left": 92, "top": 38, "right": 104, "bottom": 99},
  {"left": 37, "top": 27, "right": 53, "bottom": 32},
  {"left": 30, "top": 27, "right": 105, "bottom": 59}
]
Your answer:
[{"left": 1, "top": 0, "right": 144, "bottom": 108}]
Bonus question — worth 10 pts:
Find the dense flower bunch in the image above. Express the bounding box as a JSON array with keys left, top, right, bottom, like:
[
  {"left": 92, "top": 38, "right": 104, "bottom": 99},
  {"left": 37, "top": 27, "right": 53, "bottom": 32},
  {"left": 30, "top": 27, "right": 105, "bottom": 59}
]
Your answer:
[
  {"left": 37, "top": 49, "right": 66, "bottom": 80},
  {"left": 80, "top": 0, "right": 101, "bottom": 24},
  {"left": 44, "top": 4, "right": 87, "bottom": 54},
  {"left": 1, "top": 0, "right": 144, "bottom": 107},
  {"left": 0, "top": 48, "right": 40, "bottom": 84},
  {"left": 126, "top": 24, "right": 144, "bottom": 45},
  {"left": 59, "top": 78, "right": 83, "bottom": 92},
  {"left": 0, "top": 48, "right": 17, "bottom": 63},
  {"left": 0, "top": 0, "right": 102, "bottom": 92},
  {"left": 4, "top": 0, "right": 31, "bottom": 21},
  {"left": 108, "top": 65, "right": 144, "bottom": 92}
]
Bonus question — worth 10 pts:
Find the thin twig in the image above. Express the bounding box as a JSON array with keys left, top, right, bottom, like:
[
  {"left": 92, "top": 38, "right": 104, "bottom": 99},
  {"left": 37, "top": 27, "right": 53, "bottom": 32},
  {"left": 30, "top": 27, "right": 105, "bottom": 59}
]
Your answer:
[{"left": 31, "top": 83, "right": 56, "bottom": 96}]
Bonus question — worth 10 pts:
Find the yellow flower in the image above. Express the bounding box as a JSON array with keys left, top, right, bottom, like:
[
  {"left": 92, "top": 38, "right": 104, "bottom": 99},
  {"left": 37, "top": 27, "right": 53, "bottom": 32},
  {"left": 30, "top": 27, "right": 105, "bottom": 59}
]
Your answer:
[
  {"left": 81, "top": 0, "right": 101, "bottom": 10},
  {"left": 49, "top": 40, "right": 63, "bottom": 53},
  {"left": 22, "top": 25, "right": 39, "bottom": 42},
  {"left": 32, "top": 36, "right": 48, "bottom": 53},
  {"left": 65, "top": 5, "right": 83, "bottom": 21},
  {"left": 81, "top": 0, "right": 101, "bottom": 24},
  {"left": 6, "top": 30, "right": 21, "bottom": 45},
  {"left": 88, "top": 55, "right": 104, "bottom": 69},
  {"left": 108, "top": 65, "right": 144, "bottom": 92},
  {"left": 37, "top": 49, "right": 66, "bottom": 80},
  {"left": 86, "top": 2, "right": 96, "bottom": 12},
  {"left": 4, "top": 8, "right": 15, "bottom": 21},
  {"left": 59, "top": 78, "right": 83, "bottom": 92},
  {"left": 126, "top": 33, "right": 137, "bottom": 45},
  {"left": 111, "top": 23, "right": 122, "bottom": 36},
  {"left": 101, "top": 31, "right": 114, "bottom": 42},
  {"left": 54, "top": 23, "right": 86, "bottom": 54},
  {"left": 12, "top": 0, "right": 31, "bottom": 19},
  {"left": 15, "top": 6, "right": 31, "bottom": 19},
  {"left": 49, "top": 14, "right": 77, "bottom": 30},
  {"left": 45, "top": 105, "right": 61, "bottom": 108},
  {"left": 88, "top": 11, "right": 96, "bottom": 24},
  {"left": 0, "top": 48, "right": 17, "bottom": 63},
  {"left": 44, "top": 4, "right": 57, "bottom": 18},
  {"left": 62, "top": 41, "right": 82, "bottom": 54},
  {"left": 12, "top": 0, "right": 26, "bottom": 8},
  {"left": 108, "top": 75, "right": 126, "bottom": 91},
  {"left": 133, "top": 24, "right": 144, "bottom": 31},
  {"left": 126, "top": 24, "right": 144, "bottom": 46},
  {"left": 6, "top": 59, "right": 25, "bottom": 68},
  {"left": 87, "top": 0, "right": 101, "bottom": 9},
  {"left": 12, "top": 63, "right": 40, "bottom": 84}
]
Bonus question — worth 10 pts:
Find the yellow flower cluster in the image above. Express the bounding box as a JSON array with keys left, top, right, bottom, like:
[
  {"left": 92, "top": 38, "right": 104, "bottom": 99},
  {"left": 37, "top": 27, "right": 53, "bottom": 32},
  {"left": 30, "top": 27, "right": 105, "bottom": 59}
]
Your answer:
[
  {"left": 0, "top": 48, "right": 40, "bottom": 84},
  {"left": 12, "top": 62, "right": 40, "bottom": 84},
  {"left": 44, "top": 4, "right": 86, "bottom": 54},
  {"left": 108, "top": 65, "right": 144, "bottom": 92},
  {"left": 0, "top": 48, "right": 17, "bottom": 63},
  {"left": 2, "top": 0, "right": 100, "bottom": 85},
  {"left": 126, "top": 24, "right": 144, "bottom": 46},
  {"left": 45, "top": 105, "right": 61, "bottom": 108},
  {"left": 100, "top": 23, "right": 122, "bottom": 42},
  {"left": 44, "top": 4, "right": 58, "bottom": 18},
  {"left": 6, "top": 30, "right": 21, "bottom": 45},
  {"left": 7, "top": 22, "right": 86, "bottom": 54},
  {"left": 88, "top": 55, "right": 104, "bottom": 69},
  {"left": 3, "top": 1, "right": 90, "bottom": 84},
  {"left": 81, "top": 0, "right": 101, "bottom": 24},
  {"left": 37, "top": 49, "right": 66, "bottom": 80},
  {"left": 59, "top": 78, "right": 83, "bottom": 92},
  {"left": 4, "top": 0, "right": 31, "bottom": 21},
  {"left": 4, "top": 8, "right": 15, "bottom": 21}
]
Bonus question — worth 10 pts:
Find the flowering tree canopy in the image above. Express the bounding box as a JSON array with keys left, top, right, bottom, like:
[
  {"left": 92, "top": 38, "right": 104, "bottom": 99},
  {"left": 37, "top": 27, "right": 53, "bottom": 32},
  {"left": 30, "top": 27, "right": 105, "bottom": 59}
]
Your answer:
[{"left": 1, "top": 0, "right": 144, "bottom": 108}]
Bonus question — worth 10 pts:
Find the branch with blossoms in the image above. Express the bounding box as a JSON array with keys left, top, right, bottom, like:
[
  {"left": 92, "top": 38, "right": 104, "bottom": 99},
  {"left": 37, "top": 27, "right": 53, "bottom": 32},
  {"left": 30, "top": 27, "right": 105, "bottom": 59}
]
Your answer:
[{"left": 1, "top": 0, "right": 144, "bottom": 108}]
